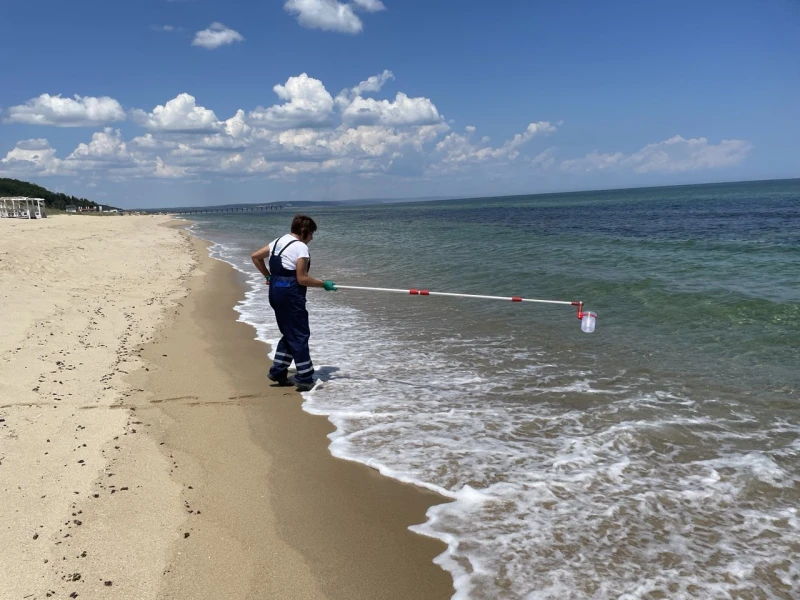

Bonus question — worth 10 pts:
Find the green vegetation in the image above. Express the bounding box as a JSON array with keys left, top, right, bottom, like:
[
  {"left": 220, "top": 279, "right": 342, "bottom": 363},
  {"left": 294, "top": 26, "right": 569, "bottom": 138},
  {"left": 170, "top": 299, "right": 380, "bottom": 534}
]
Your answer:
[{"left": 0, "top": 178, "right": 111, "bottom": 211}]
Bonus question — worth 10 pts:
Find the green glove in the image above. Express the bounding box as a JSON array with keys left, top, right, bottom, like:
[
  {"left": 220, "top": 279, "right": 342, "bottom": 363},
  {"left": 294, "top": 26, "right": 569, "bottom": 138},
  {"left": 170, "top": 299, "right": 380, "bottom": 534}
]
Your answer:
[
  {"left": 265, "top": 274, "right": 270, "bottom": 285},
  {"left": 323, "top": 280, "right": 337, "bottom": 291}
]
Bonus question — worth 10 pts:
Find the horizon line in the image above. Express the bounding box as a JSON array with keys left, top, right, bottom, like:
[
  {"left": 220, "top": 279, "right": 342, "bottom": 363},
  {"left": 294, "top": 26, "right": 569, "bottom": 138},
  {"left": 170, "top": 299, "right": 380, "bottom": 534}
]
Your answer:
[{"left": 135, "top": 176, "right": 800, "bottom": 212}]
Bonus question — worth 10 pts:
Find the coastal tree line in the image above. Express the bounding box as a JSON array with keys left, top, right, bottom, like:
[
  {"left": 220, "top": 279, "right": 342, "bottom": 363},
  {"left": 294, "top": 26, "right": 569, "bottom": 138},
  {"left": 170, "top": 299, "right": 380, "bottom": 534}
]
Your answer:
[{"left": 0, "top": 178, "right": 106, "bottom": 211}]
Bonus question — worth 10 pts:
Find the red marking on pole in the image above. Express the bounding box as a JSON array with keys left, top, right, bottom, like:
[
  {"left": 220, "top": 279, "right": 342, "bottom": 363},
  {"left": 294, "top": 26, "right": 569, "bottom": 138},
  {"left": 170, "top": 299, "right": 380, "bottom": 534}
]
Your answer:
[
  {"left": 511, "top": 296, "right": 522, "bottom": 302},
  {"left": 409, "top": 289, "right": 419, "bottom": 295},
  {"left": 420, "top": 290, "right": 430, "bottom": 295}
]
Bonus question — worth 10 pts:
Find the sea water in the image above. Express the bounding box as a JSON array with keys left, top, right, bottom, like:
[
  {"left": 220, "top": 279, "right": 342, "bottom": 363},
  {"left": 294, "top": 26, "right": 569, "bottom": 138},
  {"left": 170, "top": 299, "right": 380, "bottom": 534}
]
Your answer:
[{"left": 188, "top": 179, "right": 800, "bottom": 599}]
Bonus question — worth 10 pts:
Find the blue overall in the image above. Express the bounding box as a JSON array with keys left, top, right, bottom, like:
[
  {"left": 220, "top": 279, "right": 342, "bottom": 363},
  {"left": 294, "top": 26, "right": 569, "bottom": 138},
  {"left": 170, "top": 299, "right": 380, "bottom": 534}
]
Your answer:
[{"left": 267, "top": 237, "right": 314, "bottom": 384}]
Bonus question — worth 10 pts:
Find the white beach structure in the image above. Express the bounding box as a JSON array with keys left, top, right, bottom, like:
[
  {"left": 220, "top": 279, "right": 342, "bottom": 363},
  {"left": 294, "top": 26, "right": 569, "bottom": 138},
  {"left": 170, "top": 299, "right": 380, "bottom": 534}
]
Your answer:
[
  {"left": 0, "top": 197, "right": 20, "bottom": 218},
  {"left": 31, "top": 198, "right": 47, "bottom": 218},
  {"left": 0, "top": 197, "right": 47, "bottom": 219},
  {"left": 0, "top": 197, "right": 15, "bottom": 217}
]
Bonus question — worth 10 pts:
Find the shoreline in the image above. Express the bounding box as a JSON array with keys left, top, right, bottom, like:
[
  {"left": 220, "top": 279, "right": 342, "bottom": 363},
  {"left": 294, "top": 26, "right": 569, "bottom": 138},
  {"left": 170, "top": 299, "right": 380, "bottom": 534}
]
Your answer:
[
  {"left": 144, "top": 228, "right": 454, "bottom": 598},
  {"left": 0, "top": 215, "right": 453, "bottom": 599}
]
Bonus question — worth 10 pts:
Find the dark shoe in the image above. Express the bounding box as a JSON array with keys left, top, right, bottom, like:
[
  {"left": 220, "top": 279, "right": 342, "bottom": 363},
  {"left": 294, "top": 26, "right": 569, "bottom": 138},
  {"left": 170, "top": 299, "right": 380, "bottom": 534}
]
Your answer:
[
  {"left": 294, "top": 380, "right": 315, "bottom": 392},
  {"left": 268, "top": 373, "right": 292, "bottom": 387}
]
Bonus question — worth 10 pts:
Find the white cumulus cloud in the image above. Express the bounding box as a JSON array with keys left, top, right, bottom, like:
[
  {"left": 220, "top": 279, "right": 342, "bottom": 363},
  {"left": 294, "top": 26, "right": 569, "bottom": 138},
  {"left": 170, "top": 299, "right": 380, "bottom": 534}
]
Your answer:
[
  {"left": 249, "top": 73, "right": 334, "bottom": 129},
  {"left": 627, "top": 135, "right": 752, "bottom": 173},
  {"left": 129, "top": 133, "right": 163, "bottom": 149},
  {"left": 352, "top": 69, "right": 394, "bottom": 95},
  {"left": 351, "top": 0, "right": 385, "bottom": 11},
  {"left": 192, "top": 22, "right": 244, "bottom": 49},
  {"left": 504, "top": 122, "right": 558, "bottom": 158},
  {"left": 0, "top": 77, "right": 563, "bottom": 183},
  {"left": 561, "top": 135, "right": 753, "bottom": 174},
  {"left": 335, "top": 69, "right": 395, "bottom": 110},
  {"left": 529, "top": 148, "right": 556, "bottom": 169},
  {"left": 560, "top": 150, "right": 624, "bottom": 174},
  {"left": 341, "top": 93, "right": 442, "bottom": 127},
  {"left": 131, "top": 93, "right": 220, "bottom": 133},
  {"left": 4, "top": 94, "right": 125, "bottom": 127},
  {"left": 222, "top": 109, "right": 251, "bottom": 139},
  {"left": 434, "top": 122, "right": 557, "bottom": 169},
  {"left": 0, "top": 139, "right": 63, "bottom": 175},
  {"left": 67, "top": 128, "right": 132, "bottom": 163},
  {"left": 155, "top": 157, "right": 188, "bottom": 178},
  {"left": 322, "top": 123, "right": 446, "bottom": 158},
  {"left": 284, "top": 0, "right": 385, "bottom": 34}
]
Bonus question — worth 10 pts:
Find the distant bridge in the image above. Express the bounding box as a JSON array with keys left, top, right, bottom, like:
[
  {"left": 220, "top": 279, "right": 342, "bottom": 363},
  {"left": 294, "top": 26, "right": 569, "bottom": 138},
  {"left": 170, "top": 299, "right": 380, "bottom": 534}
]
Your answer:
[{"left": 168, "top": 205, "right": 285, "bottom": 216}]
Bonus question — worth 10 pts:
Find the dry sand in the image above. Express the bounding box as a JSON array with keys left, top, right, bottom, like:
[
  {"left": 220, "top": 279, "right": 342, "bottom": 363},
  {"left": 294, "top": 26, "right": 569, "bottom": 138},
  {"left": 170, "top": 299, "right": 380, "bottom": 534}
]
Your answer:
[{"left": 0, "top": 215, "right": 453, "bottom": 599}]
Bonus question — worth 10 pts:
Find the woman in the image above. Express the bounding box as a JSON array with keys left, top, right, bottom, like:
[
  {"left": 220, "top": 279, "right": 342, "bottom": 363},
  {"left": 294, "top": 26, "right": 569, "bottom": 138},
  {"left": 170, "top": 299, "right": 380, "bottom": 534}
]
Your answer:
[{"left": 251, "top": 215, "right": 337, "bottom": 392}]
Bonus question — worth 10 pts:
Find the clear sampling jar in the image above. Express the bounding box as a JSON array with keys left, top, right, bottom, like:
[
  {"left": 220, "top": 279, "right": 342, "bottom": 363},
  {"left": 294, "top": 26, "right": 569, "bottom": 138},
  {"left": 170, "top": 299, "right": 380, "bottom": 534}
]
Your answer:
[{"left": 580, "top": 311, "right": 597, "bottom": 333}]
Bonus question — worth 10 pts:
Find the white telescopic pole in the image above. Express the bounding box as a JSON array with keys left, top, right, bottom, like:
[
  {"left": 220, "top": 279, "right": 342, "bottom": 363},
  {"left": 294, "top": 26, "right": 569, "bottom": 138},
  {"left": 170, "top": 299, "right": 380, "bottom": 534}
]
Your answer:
[{"left": 334, "top": 285, "right": 578, "bottom": 307}]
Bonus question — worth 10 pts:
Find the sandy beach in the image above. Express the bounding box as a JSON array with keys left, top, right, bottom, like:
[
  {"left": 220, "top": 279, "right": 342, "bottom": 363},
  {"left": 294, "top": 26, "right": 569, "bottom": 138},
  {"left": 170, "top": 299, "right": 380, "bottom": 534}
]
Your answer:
[{"left": 0, "top": 215, "right": 452, "bottom": 599}]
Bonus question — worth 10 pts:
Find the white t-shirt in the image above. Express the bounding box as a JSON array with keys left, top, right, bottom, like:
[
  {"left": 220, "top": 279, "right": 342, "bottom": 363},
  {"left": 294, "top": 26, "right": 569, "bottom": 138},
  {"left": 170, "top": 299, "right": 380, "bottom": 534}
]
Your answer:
[{"left": 270, "top": 234, "right": 310, "bottom": 271}]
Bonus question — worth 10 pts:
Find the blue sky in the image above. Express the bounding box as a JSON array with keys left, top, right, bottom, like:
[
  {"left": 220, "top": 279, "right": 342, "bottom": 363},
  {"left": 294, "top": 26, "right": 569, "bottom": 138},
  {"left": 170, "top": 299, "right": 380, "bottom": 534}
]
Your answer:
[{"left": 1, "top": 0, "right": 797, "bottom": 208}]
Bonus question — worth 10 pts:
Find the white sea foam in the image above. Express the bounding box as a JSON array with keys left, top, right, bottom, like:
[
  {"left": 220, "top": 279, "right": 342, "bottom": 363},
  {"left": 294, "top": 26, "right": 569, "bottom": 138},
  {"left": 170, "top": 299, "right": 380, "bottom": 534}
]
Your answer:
[{"left": 194, "top": 224, "right": 800, "bottom": 600}]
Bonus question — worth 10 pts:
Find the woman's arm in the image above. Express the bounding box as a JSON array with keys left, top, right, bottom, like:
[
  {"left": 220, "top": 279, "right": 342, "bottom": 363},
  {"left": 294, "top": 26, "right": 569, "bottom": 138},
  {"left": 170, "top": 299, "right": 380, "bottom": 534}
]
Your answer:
[
  {"left": 251, "top": 244, "right": 272, "bottom": 279},
  {"left": 295, "top": 257, "right": 325, "bottom": 288}
]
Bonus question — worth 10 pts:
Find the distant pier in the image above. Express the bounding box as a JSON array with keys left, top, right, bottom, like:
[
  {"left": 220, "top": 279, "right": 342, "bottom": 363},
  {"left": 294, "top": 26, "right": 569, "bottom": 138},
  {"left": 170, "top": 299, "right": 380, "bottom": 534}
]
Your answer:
[{"left": 168, "top": 205, "right": 284, "bottom": 216}]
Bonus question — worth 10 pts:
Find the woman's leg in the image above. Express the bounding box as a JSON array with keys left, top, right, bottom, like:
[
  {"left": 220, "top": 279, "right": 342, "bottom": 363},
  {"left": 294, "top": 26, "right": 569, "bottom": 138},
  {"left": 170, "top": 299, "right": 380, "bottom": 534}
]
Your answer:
[
  {"left": 283, "top": 303, "right": 313, "bottom": 384},
  {"left": 268, "top": 336, "right": 293, "bottom": 383}
]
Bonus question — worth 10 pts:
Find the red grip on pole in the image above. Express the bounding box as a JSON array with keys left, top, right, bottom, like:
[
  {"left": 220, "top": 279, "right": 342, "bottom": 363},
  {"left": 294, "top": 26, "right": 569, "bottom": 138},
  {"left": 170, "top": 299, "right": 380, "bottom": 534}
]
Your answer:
[
  {"left": 409, "top": 289, "right": 419, "bottom": 295},
  {"left": 420, "top": 290, "right": 430, "bottom": 295},
  {"left": 511, "top": 296, "right": 522, "bottom": 302}
]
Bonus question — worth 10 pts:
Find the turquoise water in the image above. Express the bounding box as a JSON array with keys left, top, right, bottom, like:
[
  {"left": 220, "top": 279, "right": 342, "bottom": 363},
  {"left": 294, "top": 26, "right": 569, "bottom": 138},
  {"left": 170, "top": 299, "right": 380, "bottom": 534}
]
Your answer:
[{"left": 191, "top": 179, "right": 800, "bottom": 599}]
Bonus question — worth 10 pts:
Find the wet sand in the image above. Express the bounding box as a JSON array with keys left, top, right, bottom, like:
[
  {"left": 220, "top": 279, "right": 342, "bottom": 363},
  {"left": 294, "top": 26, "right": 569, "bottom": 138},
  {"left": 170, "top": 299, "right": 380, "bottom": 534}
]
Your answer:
[{"left": 0, "top": 215, "right": 453, "bottom": 599}]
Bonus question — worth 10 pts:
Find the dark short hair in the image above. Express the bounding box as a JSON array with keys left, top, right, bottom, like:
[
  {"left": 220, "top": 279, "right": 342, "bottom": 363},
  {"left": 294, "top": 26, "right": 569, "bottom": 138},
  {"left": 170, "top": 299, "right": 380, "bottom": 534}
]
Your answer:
[{"left": 291, "top": 214, "right": 318, "bottom": 239}]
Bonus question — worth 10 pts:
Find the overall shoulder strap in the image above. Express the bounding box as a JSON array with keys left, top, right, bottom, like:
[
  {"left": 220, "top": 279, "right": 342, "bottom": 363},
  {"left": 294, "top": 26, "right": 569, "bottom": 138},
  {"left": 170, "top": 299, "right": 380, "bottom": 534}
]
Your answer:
[
  {"left": 271, "top": 236, "right": 297, "bottom": 256},
  {"left": 276, "top": 239, "right": 298, "bottom": 257}
]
